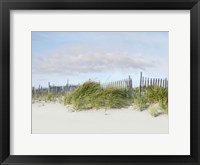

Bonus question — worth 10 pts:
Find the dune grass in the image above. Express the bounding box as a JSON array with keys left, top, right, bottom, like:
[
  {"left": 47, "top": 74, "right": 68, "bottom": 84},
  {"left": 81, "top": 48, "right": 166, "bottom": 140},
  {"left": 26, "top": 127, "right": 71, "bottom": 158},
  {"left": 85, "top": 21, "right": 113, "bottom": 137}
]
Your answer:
[
  {"left": 32, "top": 92, "right": 64, "bottom": 103},
  {"left": 64, "top": 81, "right": 131, "bottom": 110},
  {"left": 133, "top": 96, "right": 148, "bottom": 111},
  {"left": 148, "top": 103, "right": 160, "bottom": 117},
  {"left": 32, "top": 81, "right": 168, "bottom": 116},
  {"left": 133, "top": 86, "right": 168, "bottom": 116}
]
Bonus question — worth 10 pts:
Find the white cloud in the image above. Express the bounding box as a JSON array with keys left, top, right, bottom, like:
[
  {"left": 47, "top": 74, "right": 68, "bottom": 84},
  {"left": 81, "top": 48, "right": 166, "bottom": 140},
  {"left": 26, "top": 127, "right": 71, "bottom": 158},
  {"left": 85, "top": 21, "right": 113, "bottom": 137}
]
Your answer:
[{"left": 33, "top": 47, "right": 158, "bottom": 76}]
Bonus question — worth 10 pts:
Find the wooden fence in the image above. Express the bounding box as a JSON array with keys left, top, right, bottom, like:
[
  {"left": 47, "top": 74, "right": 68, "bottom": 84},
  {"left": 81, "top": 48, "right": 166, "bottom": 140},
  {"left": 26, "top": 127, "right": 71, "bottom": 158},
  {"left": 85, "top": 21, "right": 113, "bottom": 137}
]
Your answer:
[
  {"left": 32, "top": 73, "right": 167, "bottom": 97},
  {"left": 100, "top": 76, "right": 132, "bottom": 89},
  {"left": 139, "top": 72, "right": 168, "bottom": 97},
  {"left": 32, "top": 82, "right": 79, "bottom": 95},
  {"left": 48, "top": 82, "right": 78, "bottom": 93},
  {"left": 32, "top": 87, "right": 48, "bottom": 95},
  {"left": 140, "top": 75, "right": 168, "bottom": 88}
]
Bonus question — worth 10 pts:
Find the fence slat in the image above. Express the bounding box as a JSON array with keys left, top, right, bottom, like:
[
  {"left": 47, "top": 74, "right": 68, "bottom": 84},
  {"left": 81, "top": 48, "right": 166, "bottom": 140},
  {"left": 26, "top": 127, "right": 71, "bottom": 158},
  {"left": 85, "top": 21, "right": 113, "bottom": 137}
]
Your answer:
[{"left": 140, "top": 77, "right": 168, "bottom": 89}]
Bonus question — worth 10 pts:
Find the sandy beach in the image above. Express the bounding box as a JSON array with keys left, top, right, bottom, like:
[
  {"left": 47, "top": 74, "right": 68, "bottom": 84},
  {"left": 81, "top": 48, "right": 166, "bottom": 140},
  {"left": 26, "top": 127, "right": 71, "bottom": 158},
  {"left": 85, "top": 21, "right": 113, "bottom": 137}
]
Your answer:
[{"left": 32, "top": 102, "right": 169, "bottom": 134}]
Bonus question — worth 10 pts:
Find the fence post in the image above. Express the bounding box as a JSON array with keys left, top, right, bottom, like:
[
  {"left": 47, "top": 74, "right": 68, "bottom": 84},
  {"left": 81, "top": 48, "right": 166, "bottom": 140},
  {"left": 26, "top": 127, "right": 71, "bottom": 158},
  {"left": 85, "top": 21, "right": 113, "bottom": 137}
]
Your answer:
[
  {"left": 129, "top": 75, "right": 132, "bottom": 89},
  {"left": 139, "top": 72, "right": 142, "bottom": 97},
  {"left": 162, "top": 79, "right": 165, "bottom": 88},
  {"left": 142, "top": 77, "right": 144, "bottom": 87},
  {"left": 145, "top": 79, "right": 147, "bottom": 87},
  {"left": 166, "top": 79, "right": 168, "bottom": 88},
  {"left": 160, "top": 79, "right": 163, "bottom": 87},
  {"left": 128, "top": 75, "right": 132, "bottom": 89},
  {"left": 48, "top": 82, "right": 50, "bottom": 93}
]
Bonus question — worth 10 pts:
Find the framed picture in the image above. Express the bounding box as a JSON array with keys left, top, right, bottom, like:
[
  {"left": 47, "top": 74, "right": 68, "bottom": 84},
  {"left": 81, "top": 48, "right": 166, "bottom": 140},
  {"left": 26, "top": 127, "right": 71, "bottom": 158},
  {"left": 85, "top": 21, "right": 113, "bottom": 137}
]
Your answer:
[{"left": 1, "top": 0, "right": 200, "bottom": 164}]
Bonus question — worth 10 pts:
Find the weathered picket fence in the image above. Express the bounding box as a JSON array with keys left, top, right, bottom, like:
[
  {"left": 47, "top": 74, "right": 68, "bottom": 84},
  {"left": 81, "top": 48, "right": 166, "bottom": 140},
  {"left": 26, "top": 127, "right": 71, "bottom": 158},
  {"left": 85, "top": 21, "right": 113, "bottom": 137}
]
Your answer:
[
  {"left": 139, "top": 72, "right": 168, "bottom": 97},
  {"left": 100, "top": 76, "right": 132, "bottom": 89},
  {"left": 32, "top": 87, "right": 48, "bottom": 95},
  {"left": 140, "top": 76, "right": 168, "bottom": 88},
  {"left": 48, "top": 82, "right": 78, "bottom": 93},
  {"left": 32, "top": 73, "right": 167, "bottom": 97},
  {"left": 32, "top": 82, "right": 79, "bottom": 95}
]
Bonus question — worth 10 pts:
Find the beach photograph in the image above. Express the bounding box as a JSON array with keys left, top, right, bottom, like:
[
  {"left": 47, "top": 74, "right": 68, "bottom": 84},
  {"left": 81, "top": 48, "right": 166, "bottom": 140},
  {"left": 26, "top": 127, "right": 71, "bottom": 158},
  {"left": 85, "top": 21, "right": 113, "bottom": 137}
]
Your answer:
[{"left": 32, "top": 32, "right": 168, "bottom": 134}]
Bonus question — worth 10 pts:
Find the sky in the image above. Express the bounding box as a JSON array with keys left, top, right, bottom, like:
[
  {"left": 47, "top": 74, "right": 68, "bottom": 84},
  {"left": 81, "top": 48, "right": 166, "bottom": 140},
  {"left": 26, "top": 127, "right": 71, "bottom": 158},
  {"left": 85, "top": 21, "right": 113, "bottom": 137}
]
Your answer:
[{"left": 32, "top": 32, "right": 168, "bottom": 88}]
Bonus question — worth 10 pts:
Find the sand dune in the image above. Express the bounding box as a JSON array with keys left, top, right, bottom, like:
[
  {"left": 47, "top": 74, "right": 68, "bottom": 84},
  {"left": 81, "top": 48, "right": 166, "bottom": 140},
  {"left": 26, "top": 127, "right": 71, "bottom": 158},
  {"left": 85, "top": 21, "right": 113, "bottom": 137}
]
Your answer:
[{"left": 32, "top": 102, "right": 168, "bottom": 134}]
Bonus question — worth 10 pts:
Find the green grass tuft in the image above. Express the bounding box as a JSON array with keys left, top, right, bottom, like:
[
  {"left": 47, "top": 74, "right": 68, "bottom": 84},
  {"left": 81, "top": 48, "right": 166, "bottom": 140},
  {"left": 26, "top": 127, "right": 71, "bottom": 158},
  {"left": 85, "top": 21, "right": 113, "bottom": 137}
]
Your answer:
[
  {"left": 133, "top": 86, "right": 168, "bottom": 114},
  {"left": 64, "top": 81, "right": 131, "bottom": 110},
  {"left": 148, "top": 103, "right": 160, "bottom": 117},
  {"left": 133, "top": 96, "right": 148, "bottom": 111},
  {"left": 32, "top": 81, "right": 168, "bottom": 116}
]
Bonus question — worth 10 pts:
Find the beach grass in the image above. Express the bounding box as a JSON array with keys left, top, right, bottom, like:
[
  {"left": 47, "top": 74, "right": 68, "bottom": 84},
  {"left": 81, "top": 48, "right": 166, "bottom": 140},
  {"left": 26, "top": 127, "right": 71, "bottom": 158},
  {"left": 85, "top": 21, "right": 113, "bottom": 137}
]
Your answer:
[
  {"left": 32, "top": 92, "right": 64, "bottom": 103},
  {"left": 64, "top": 81, "right": 131, "bottom": 110},
  {"left": 32, "top": 81, "right": 168, "bottom": 116},
  {"left": 133, "top": 86, "right": 168, "bottom": 115},
  {"left": 133, "top": 96, "right": 148, "bottom": 111},
  {"left": 148, "top": 103, "right": 160, "bottom": 117}
]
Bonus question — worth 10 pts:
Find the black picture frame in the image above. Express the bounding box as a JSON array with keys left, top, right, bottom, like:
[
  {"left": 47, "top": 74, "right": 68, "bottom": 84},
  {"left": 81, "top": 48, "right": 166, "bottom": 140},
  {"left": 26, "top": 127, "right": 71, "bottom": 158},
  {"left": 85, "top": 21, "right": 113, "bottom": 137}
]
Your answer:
[{"left": 1, "top": 0, "right": 200, "bottom": 164}]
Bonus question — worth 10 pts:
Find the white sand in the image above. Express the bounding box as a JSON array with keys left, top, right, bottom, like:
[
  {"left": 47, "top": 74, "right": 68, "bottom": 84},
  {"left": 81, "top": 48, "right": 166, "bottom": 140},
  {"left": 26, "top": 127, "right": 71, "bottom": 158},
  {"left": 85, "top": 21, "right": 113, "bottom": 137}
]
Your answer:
[{"left": 32, "top": 102, "right": 168, "bottom": 134}]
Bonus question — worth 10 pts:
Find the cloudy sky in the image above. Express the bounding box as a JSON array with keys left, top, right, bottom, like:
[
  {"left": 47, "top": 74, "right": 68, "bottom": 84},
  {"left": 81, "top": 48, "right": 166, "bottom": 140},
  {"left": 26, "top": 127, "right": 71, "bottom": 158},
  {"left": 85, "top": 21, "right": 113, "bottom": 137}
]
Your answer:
[{"left": 32, "top": 32, "right": 168, "bottom": 88}]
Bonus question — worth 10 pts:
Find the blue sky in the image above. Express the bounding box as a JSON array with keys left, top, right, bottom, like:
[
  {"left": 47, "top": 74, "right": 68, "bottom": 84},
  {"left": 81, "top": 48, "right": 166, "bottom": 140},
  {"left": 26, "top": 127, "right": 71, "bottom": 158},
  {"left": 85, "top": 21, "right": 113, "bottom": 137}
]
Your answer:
[{"left": 32, "top": 32, "right": 168, "bottom": 88}]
